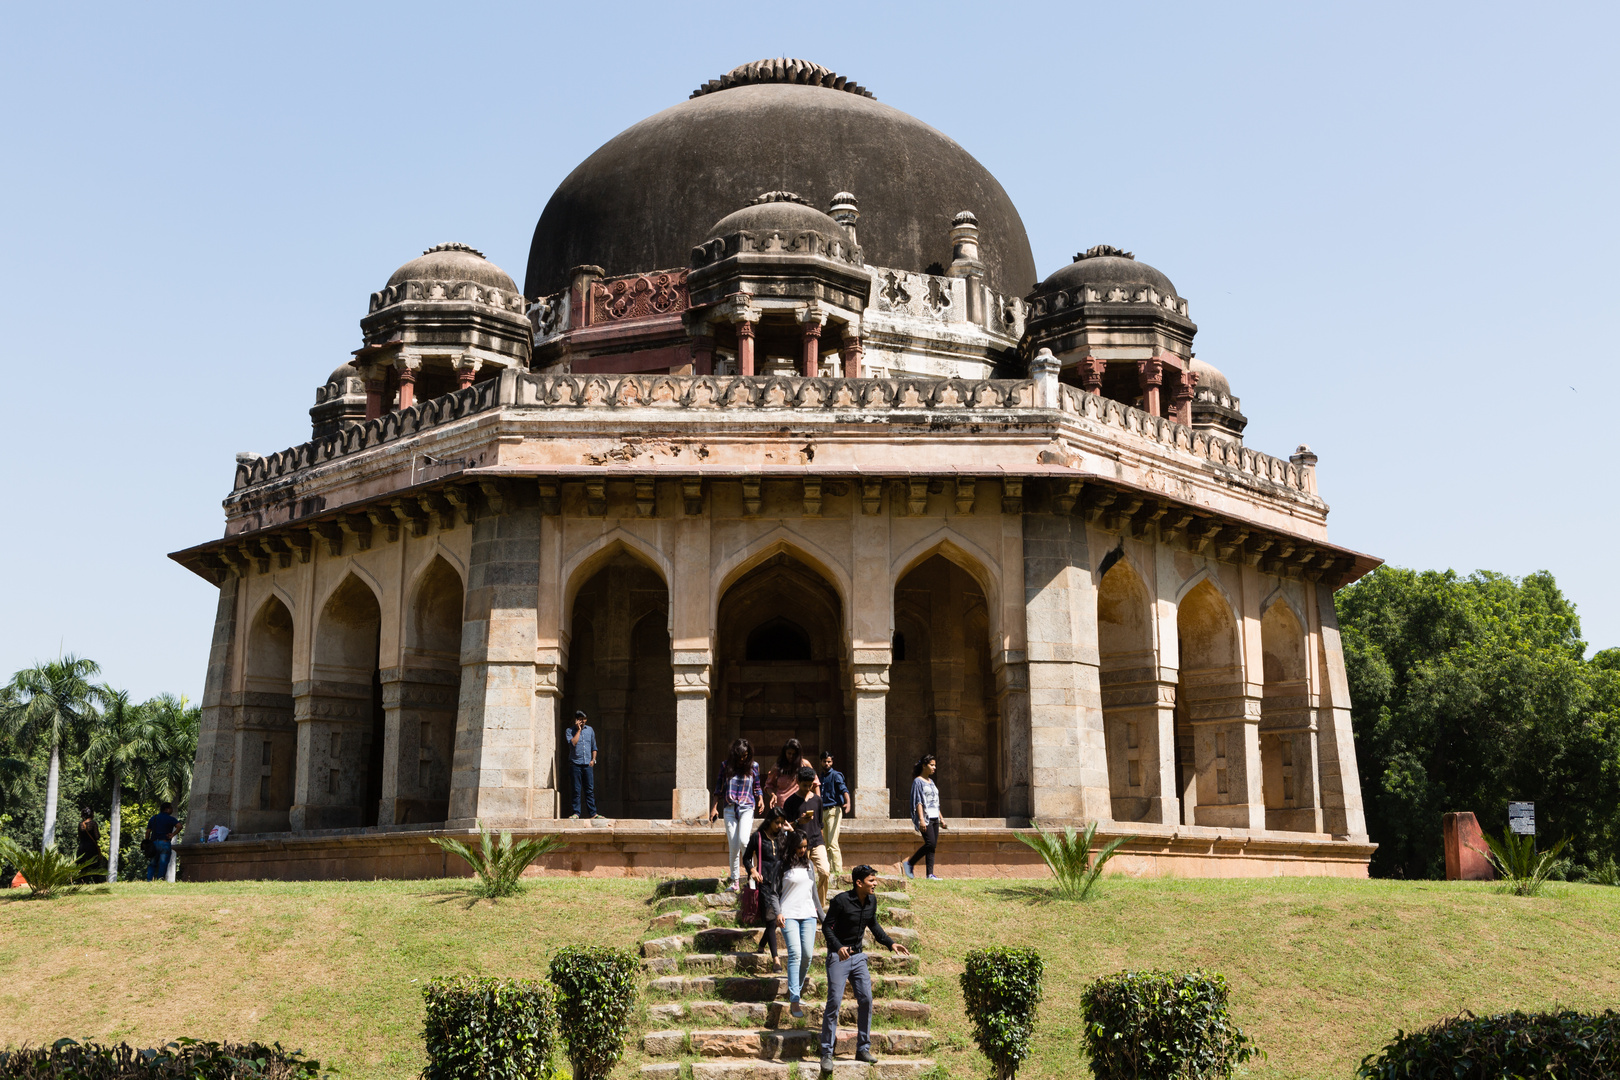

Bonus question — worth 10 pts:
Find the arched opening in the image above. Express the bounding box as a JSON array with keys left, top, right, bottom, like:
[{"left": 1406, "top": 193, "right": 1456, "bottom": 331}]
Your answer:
[
  {"left": 238, "top": 595, "right": 296, "bottom": 833},
  {"left": 1260, "top": 599, "right": 1318, "bottom": 831},
  {"left": 1174, "top": 578, "right": 1244, "bottom": 826},
  {"left": 561, "top": 551, "right": 675, "bottom": 818},
  {"left": 300, "top": 575, "right": 384, "bottom": 830},
  {"left": 1097, "top": 558, "right": 1168, "bottom": 823},
  {"left": 888, "top": 555, "right": 999, "bottom": 818},
  {"left": 386, "top": 556, "right": 464, "bottom": 825},
  {"left": 715, "top": 552, "right": 846, "bottom": 801}
]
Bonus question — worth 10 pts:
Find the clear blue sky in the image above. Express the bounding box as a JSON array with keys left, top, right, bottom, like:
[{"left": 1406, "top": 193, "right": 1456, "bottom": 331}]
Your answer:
[{"left": 2, "top": 4, "right": 1615, "bottom": 701}]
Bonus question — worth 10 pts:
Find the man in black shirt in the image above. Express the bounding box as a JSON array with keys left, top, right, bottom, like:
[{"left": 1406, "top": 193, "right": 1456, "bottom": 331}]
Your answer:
[
  {"left": 819, "top": 864, "right": 911, "bottom": 1074},
  {"left": 781, "top": 765, "right": 831, "bottom": 907}
]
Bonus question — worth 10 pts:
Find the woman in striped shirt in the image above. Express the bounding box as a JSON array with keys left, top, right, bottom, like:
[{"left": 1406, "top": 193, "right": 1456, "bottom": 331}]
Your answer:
[{"left": 710, "top": 738, "right": 764, "bottom": 890}]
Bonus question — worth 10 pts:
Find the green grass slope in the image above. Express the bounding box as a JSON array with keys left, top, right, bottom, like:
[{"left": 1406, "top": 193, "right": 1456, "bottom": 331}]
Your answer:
[{"left": 3, "top": 875, "right": 1617, "bottom": 1080}]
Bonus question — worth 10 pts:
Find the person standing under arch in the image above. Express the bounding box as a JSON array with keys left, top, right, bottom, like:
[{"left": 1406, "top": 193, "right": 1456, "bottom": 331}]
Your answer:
[
  {"left": 566, "top": 710, "right": 598, "bottom": 820},
  {"left": 899, "top": 754, "right": 945, "bottom": 880}
]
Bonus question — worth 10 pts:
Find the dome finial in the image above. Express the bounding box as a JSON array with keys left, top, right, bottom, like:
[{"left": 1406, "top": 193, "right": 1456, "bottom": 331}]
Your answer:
[
  {"left": 691, "top": 58, "right": 874, "bottom": 100},
  {"left": 1075, "top": 244, "right": 1133, "bottom": 262},
  {"left": 423, "top": 241, "right": 487, "bottom": 259}
]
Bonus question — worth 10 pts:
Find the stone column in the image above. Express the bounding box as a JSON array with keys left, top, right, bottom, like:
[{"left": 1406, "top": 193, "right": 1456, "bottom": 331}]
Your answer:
[
  {"left": 1100, "top": 673, "right": 1179, "bottom": 825},
  {"left": 456, "top": 355, "right": 482, "bottom": 391},
  {"left": 447, "top": 501, "right": 541, "bottom": 829},
  {"left": 1314, "top": 582, "right": 1369, "bottom": 839},
  {"left": 691, "top": 331, "right": 716, "bottom": 377},
  {"left": 843, "top": 332, "right": 863, "bottom": 380},
  {"left": 672, "top": 658, "right": 712, "bottom": 819},
  {"left": 736, "top": 318, "right": 756, "bottom": 377},
  {"left": 800, "top": 307, "right": 826, "bottom": 377},
  {"left": 1188, "top": 704, "right": 1265, "bottom": 831},
  {"left": 1172, "top": 368, "right": 1198, "bottom": 426},
  {"left": 851, "top": 658, "right": 891, "bottom": 818},
  {"left": 289, "top": 679, "right": 375, "bottom": 831},
  {"left": 396, "top": 357, "right": 420, "bottom": 410},
  {"left": 378, "top": 668, "right": 458, "bottom": 826},
  {"left": 993, "top": 652, "right": 1031, "bottom": 819},
  {"left": 1021, "top": 507, "right": 1113, "bottom": 821},
  {"left": 363, "top": 374, "right": 386, "bottom": 420},
  {"left": 1079, "top": 355, "right": 1106, "bottom": 396},
  {"left": 1136, "top": 358, "right": 1163, "bottom": 417},
  {"left": 186, "top": 573, "right": 241, "bottom": 840}
]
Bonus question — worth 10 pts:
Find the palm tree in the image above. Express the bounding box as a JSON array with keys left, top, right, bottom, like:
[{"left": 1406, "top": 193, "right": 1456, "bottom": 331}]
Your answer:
[
  {"left": 139, "top": 693, "right": 198, "bottom": 815},
  {"left": 84, "top": 687, "right": 164, "bottom": 882},
  {"left": 3, "top": 656, "right": 100, "bottom": 848}
]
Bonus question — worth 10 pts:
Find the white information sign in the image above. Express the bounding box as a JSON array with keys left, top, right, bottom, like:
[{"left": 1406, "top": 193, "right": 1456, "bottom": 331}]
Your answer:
[{"left": 1508, "top": 801, "right": 1535, "bottom": 835}]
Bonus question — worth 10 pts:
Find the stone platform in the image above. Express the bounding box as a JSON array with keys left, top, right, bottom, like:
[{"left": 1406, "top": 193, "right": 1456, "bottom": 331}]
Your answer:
[{"left": 177, "top": 818, "right": 1373, "bottom": 882}]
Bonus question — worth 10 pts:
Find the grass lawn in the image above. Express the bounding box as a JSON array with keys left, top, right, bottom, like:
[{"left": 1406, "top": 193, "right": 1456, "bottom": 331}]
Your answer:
[{"left": 3, "top": 872, "right": 1618, "bottom": 1080}]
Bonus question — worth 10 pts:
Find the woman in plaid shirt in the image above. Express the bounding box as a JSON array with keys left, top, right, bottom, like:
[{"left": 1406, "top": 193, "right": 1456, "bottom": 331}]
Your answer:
[{"left": 709, "top": 737, "right": 765, "bottom": 890}]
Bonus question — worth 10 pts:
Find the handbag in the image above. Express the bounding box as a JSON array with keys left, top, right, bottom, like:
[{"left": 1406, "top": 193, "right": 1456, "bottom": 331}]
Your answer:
[{"left": 738, "top": 832, "right": 765, "bottom": 926}]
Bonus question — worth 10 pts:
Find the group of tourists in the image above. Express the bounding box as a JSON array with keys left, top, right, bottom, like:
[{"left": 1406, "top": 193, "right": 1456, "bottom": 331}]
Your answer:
[
  {"left": 60, "top": 802, "right": 180, "bottom": 883},
  {"left": 709, "top": 737, "right": 936, "bottom": 1073}
]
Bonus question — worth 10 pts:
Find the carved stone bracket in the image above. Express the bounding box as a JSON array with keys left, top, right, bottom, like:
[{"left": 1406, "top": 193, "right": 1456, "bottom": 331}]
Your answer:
[
  {"left": 851, "top": 663, "right": 890, "bottom": 693},
  {"left": 673, "top": 663, "right": 712, "bottom": 697},
  {"left": 1001, "top": 477, "right": 1023, "bottom": 515},
  {"left": 906, "top": 478, "right": 928, "bottom": 516},
  {"left": 681, "top": 477, "right": 703, "bottom": 516},
  {"left": 635, "top": 478, "right": 656, "bottom": 518},
  {"left": 861, "top": 478, "right": 883, "bottom": 515},
  {"left": 1083, "top": 488, "right": 1116, "bottom": 524},
  {"left": 442, "top": 487, "right": 475, "bottom": 526},
  {"left": 954, "top": 477, "right": 976, "bottom": 515},
  {"left": 803, "top": 477, "right": 822, "bottom": 518},
  {"left": 585, "top": 479, "right": 607, "bottom": 516},
  {"left": 313, "top": 521, "right": 344, "bottom": 556},
  {"left": 1053, "top": 478, "right": 1084, "bottom": 515},
  {"left": 478, "top": 480, "right": 507, "bottom": 516},
  {"left": 394, "top": 499, "right": 431, "bottom": 537},
  {"left": 366, "top": 505, "right": 401, "bottom": 543},
  {"left": 537, "top": 481, "right": 561, "bottom": 516},
  {"left": 742, "top": 477, "right": 761, "bottom": 516}
]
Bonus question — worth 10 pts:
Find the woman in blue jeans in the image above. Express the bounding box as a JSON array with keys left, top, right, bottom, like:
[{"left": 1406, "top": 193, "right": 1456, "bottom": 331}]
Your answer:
[
  {"left": 709, "top": 738, "right": 764, "bottom": 891},
  {"left": 776, "top": 831, "right": 825, "bottom": 1017}
]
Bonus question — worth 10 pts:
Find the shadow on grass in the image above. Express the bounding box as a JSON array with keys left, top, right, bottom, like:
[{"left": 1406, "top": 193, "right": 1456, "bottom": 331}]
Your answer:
[
  {"left": 986, "top": 883, "right": 1071, "bottom": 906},
  {"left": 1, "top": 884, "right": 113, "bottom": 902},
  {"left": 415, "top": 884, "right": 507, "bottom": 910}
]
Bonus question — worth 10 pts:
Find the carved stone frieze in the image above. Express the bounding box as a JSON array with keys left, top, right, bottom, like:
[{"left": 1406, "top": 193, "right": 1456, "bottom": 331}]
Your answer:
[{"left": 590, "top": 270, "right": 688, "bottom": 322}]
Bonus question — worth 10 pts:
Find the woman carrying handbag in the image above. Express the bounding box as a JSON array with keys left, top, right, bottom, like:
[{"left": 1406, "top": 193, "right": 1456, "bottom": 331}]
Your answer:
[
  {"left": 774, "top": 830, "right": 826, "bottom": 1017},
  {"left": 740, "top": 807, "right": 789, "bottom": 963}
]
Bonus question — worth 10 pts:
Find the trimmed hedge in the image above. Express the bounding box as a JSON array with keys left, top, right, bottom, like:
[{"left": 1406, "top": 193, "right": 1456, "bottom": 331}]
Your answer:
[
  {"left": 0, "top": 1039, "right": 324, "bottom": 1079},
  {"left": 960, "top": 947, "right": 1045, "bottom": 1080},
  {"left": 421, "top": 975, "right": 557, "bottom": 1080},
  {"left": 548, "top": 945, "right": 639, "bottom": 1080},
  {"left": 1080, "top": 971, "right": 1259, "bottom": 1080},
  {"left": 1358, "top": 1010, "right": 1620, "bottom": 1079}
]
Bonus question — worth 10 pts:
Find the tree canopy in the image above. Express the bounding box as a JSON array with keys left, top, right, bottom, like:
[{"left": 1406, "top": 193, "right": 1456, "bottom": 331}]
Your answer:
[{"left": 1336, "top": 567, "right": 1620, "bottom": 878}]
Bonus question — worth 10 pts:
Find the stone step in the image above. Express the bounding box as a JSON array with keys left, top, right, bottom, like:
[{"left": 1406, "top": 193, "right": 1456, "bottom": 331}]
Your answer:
[
  {"left": 669, "top": 952, "right": 920, "bottom": 977},
  {"left": 646, "top": 975, "right": 928, "bottom": 1002},
  {"left": 654, "top": 891, "right": 734, "bottom": 914},
  {"left": 875, "top": 891, "right": 909, "bottom": 904},
  {"left": 644, "top": 1028, "right": 933, "bottom": 1060},
  {"left": 656, "top": 878, "right": 726, "bottom": 898},
  {"left": 650, "top": 900, "right": 909, "bottom": 935},
  {"left": 640, "top": 1059, "right": 937, "bottom": 1080},
  {"left": 646, "top": 927, "right": 921, "bottom": 959},
  {"left": 648, "top": 999, "right": 930, "bottom": 1030}
]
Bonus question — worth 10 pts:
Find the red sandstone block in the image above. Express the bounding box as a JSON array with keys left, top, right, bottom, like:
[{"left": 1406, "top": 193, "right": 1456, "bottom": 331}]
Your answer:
[{"left": 1444, "top": 812, "right": 1494, "bottom": 881}]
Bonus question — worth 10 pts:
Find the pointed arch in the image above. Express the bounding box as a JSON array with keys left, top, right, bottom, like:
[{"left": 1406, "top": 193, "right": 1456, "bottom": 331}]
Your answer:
[
  {"left": 315, "top": 564, "right": 383, "bottom": 621},
  {"left": 711, "top": 529, "right": 851, "bottom": 635},
  {"left": 1173, "top": 565, "right": 1237, "bottom": 613},
  {"left": 889, "top": 529, "right": 1003, "bottom": 646},
  {"left": 267, "top": 581, "right": 297, "bottom": 618},
  {"left": 245, "top": 593, "right": 296, "bottom": 693},
  {"left": 313, "top": 573, "right": 383, "bottom": 675},
  {"left": 560, "top": 530, "right": 673, "bottom": 638},
  {"left": 406, "top": 554, "right": 466, "bottom": 659}
]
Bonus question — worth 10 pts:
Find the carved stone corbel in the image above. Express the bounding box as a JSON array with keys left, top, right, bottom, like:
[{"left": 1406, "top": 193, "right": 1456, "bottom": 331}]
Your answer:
[
  {"left": 1161, "top": 510, "right": 1194, "bottom": 545},
  {"left": 1053, "top": 479, "right": 1084, "bottom": 515},
  {"left": 313, "top": 521, "right": 345, "bottom": 556},
  {"left": 340, "top": 514, "right": 373, "bottom": 551},
  {"left": 1243, "top": 536, "right": 1275, "bottom": 567},
  {"left": 803, "top": 477, "right": 822, "bottom": 518},
  {"left": 1214, "top": 526, "right": 1250, "bottom": 562},
  {"left": 954, "top": 477, "right": 976, "bottom": 515},
  {"left": 419, "top": 492, "right": 455, "bottom": 530},
  {"left": 1083, "top": 488, "right": 1118, "bottom": 524},
  {"left": 635, "top": 478, "right": 656, "bottom": 518},
  {"left": 394, "top": 498, "right": 431, "bottom": 537},
  {"left": 264, "top": 535, "right": 293, "bottom": 568},
  {"left": 1130, "top": 502, "right": 1168, "bottom": 539},
  {"left": 242, "top": 538, "right": 272, "bottom": 573},
  {"left": 222, "top": 544, "right": 253, "bottom": 573},
  {"left": 742, "top": 477, "right": 761, "bottom": 516},
  {"left": 1189, "top": 519, "right": 1221, "bottom": 555},
  {"left": 861, "top": 478, "right": 883, "bottom": 515},
  {"left": 907, "top": 478, "right": 928, "bottom": 516},
  {"left": 585, "top": 479, "right": 607, "bottom": 516},
  {"left": 1001, "top": 477, "right": 1024, "bottom": 515},
  {"left": 537, "top": 481, "right": 561, "bottom": 516},
  {"left": 477, "top": 480, "right": 507, "bottom": 515},
  {"left": 681, "top": 477, "right": 703, "bottom": 516},
  {"left": 287, "top": 529, "right": 313, "bottom": 563},
  {"left": 366, "top": 506, "right": 401, "bottom": 543},
  {"left": 1106, "top": 496, "right": 1143, "bottom": 532},
  {"left": 442, "top": 487, "right": 475, "bottom": 526}
]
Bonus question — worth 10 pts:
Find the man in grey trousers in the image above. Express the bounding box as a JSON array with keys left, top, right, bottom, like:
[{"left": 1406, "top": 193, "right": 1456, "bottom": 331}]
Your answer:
[{"left": 819, "top": 864, "right": 911, "bottom": 1073}]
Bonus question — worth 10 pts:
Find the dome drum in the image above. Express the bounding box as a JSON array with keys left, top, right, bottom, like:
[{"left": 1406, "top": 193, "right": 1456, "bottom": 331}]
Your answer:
[{"left": 686, "top": 192, "right": 871, "bottom": 312}]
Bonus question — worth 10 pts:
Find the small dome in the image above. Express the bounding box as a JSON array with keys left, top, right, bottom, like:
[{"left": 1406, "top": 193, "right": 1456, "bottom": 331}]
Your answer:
[
  {"left": 324, "top": 361, "right": 361, "bottom": 387},
  {"left": 1188, "top": 357, "right": 1230, "bottom": 397},
  {"left": 386, "top": 242, "right": 519, "bottom": 294},
  {"left": 1034, "top": 245, "right": 1179, "bottom": 300},
  {"left": 701, "top": 192, "right": 846, "bottom": 246}
]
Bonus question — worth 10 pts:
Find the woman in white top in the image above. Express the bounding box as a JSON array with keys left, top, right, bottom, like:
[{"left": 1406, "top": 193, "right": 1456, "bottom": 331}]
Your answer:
[
  {"left": 900, "top": 753, "right": 945, "bottom": 880},
  {"left": 775, "top": 831, "right": 824, "bottom": 1016}
]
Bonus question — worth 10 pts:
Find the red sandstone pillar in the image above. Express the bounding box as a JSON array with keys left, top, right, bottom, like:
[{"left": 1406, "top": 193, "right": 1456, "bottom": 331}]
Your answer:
[
  {"left": 1444, "top": 812, "right": 1495, "bottom": 880},
  {"left": 737, "top": 320, "right": 756, "bottom": 377},
  {"left": 802, "top": 321, "right": 822, "bottom": 377},
  {"left": 1136, "top": 358, "right": 1163, "bottom": 416},
  {"left": 456, "top": 356, "right": 481, "bottom": 390},
  {"left": 1080, "top": 355, "right": 1106, "bottom": 395},
  {"left": 363, "top": 378, "right": 385, "bottom": 420},
  {"left": 1173, "top": 368, "right": 1198, "bottom": 425},
  {"left": 396, "top": 363, "right": 417, "bottom": 410},
  {"left": 845, "top": 334, "right": 863, "bottom": 379},
  {"left": 691, "top": 332, "right": 715, "bottom": 376}
]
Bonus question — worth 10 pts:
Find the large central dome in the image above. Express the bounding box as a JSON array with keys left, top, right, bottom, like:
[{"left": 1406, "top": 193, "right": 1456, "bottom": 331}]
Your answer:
[{"left": 523, "top": 60, "right": 1036, "bottom": 299}]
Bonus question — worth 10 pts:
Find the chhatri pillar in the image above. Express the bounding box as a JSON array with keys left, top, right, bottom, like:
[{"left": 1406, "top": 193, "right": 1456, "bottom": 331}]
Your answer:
[
  {"left": 396, "top": 357, "right": 420, "bottom": 410},
  {"left": 1136, "top": 357, "right": 1164, "bottom": 417},
  {"left": 800, "top": 306, "right": 826, "bottom": 377}
]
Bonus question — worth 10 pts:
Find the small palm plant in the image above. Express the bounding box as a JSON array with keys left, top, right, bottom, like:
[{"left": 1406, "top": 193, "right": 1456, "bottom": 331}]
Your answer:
[
  {"left": 1472, "top": 827, "right": 1570, "bottom": 897},
  {"left": 1016, "top": 819, "right": 1125, "bottom": 901},
  {"left": 0, "top": 838, "right": 91, "bottom": 898},
  {"left": 432, "top": 822, "right": 567, "bottom": 899}
]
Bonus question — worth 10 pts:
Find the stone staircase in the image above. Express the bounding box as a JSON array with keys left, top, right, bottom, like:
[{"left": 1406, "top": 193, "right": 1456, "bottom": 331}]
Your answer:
[{"left": 637, "top": 874, "right": 935, "bottom": 1080}]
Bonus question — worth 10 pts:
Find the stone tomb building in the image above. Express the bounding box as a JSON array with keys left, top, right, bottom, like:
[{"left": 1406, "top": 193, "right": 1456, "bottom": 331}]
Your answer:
[{"left": 175, "top": 59, "right": 1377, "bottom": 879}]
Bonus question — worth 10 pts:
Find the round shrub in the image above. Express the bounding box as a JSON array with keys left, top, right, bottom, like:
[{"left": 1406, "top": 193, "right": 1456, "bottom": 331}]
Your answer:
[
  {"left": 421, "top": 975, "right": 556, "bottom": 1080},
  {"left": 1358, "top": 1009, "right": 1620, "bottom": 1079},
  {"left": 547, "top": 945, "right": 640, "bottom": 1080},
  {"left": 0, "top": 1038, "right": 325, "bottom": 1080},
  {"left": 960, "top": 946, "right": 1045, "bottom": 1080},
  {"left": 1080, "top": 970, "right": 1260, "bottom": 1080}
]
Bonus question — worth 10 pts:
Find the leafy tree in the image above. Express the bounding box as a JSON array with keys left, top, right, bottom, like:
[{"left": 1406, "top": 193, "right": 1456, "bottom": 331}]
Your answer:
[
  {"left": 1336, "top": 567, "right": 1620, "bottom": 878},
  {"left": 138, "top": 692, "right": 198, "bottom": 811},
  {"left": 83, "top": 687, "right": 165, "bottom": 882},
  {"left": 1, "top": 656, "right": 101, "bottom": 849}
]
